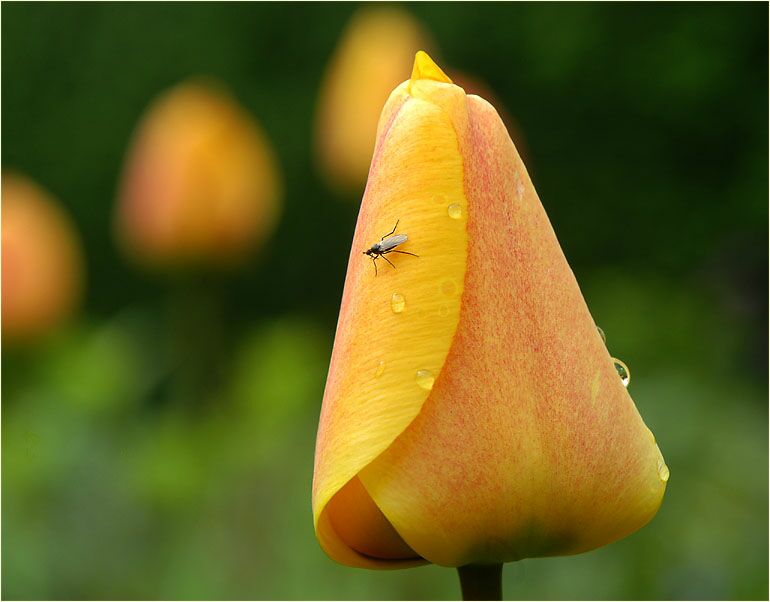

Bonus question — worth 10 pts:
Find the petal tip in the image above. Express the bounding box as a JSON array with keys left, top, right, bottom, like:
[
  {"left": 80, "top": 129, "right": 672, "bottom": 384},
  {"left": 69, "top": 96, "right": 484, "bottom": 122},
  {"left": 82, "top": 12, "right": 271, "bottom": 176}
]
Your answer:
[{"left": 410, "top": 51, "right": 452, "bottom": 85}]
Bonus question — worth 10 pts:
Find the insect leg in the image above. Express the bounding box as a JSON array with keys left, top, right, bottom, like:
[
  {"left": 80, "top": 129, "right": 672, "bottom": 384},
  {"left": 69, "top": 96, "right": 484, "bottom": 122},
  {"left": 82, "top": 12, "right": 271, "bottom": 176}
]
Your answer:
[
  {"left": 381, "top": 220, "right": 400, "bottom": 240},
  {"left": 382, "top": 255, "right": 396, "bottom": 270},
  {"left": 371, "top": 256, "right": 378, "bottom": 276},
  {"left": 388, "top": 250, "right": 419, "bottom": 257}
]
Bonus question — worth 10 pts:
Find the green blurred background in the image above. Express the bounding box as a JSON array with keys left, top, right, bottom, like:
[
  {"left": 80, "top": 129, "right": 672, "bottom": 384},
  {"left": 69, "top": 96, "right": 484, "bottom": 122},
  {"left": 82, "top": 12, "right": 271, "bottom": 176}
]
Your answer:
[{"left": 2, "top": 2, "right": 768, "bottom": 600}]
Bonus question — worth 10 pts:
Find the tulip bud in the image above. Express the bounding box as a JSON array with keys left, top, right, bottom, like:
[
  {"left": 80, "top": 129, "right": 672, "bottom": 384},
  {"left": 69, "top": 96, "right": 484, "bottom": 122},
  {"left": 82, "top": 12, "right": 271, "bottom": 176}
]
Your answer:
[
  {"left": 115, "top": 81, "right": 281, "bottom": 268},
  {"left": 315, "top": 7, "right": 434, "bottom": 195},
  {"left": 2, "top": 172, "right": 84, "bottom": 343},
  {"left": 313, "top": 52, "right": 667, "bottom": 569}
]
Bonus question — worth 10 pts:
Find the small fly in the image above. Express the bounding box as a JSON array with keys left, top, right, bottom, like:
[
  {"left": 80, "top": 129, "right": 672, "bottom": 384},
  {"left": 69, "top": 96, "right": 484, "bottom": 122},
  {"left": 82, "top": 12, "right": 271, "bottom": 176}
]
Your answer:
[{"left": 363, "top": 220, "right": 418, "bottom": 276}]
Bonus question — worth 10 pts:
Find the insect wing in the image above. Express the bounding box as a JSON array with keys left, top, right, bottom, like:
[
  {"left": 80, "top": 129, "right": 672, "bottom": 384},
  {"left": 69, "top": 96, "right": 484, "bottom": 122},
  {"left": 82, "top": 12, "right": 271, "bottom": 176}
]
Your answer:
[{"left": 378, "top": 233, "right": 408, "bottom": 252}]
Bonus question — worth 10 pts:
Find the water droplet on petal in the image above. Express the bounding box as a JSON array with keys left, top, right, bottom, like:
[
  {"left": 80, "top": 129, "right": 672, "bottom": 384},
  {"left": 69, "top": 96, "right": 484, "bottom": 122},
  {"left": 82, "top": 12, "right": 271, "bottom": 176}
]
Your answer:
[
  {"left": 441, "top": 279, "right": 457, "bottom": 297},
  {"left": 657, "top": 459, "right": 670, "bottom": 482},
  {"left": 439, "top": 304, "right": 449, "bottom": 317},
  {"left": 374, "top": 360, "right": 385, "bottom": 378},
  {"left": 415, "top": 369, "right": 434, "bottom": 390},
  {"left": 447, "top": 203, "right": 463, "bottom": 219},
  {"left": 612, "top": 357, "right": 630, "bottom": 387},
  {"left": 597, "top": 326, "right": 606, "bottom": 344},
  {"left": 391, "top": 293, "right": 405, "bottom": 314}
]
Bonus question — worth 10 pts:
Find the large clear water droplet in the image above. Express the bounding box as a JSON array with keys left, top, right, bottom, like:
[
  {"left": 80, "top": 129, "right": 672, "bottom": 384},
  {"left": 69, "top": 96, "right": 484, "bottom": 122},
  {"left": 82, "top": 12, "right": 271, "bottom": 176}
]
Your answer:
[
  {"left": 415, "top": 369, "right": 435, "bottom": 390},
  {"left": 597, "top": 326, "right": 606, "bottom": 344},
  {"left": 657, "top": 459, "right": 670, "bottom": 482},
  {"left": 374, "top": 360, "right": 385, "bottom": 378},
  {"left": 390, "top": 293, "right": 405, "bottom": 314},
  {"left": 447, "top": 203, "right": 463, "bottom": 219},
  {"left": 612, "top": 357, "right": 630, "bottom": 387}
]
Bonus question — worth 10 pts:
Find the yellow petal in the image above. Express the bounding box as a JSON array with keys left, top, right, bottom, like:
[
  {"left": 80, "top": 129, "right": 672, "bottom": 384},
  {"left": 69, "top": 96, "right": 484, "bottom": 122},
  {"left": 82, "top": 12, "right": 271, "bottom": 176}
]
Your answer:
[
  {"left": 410, "top": 50, "right": 452, "bottom": 84},
  {"left": 313, "top": 81, "right": 469, "bottom": 568}
]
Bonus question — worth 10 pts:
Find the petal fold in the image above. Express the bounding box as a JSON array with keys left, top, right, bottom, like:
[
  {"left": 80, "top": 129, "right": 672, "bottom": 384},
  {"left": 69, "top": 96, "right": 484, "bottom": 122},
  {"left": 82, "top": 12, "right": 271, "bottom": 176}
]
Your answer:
[{"left": 313, "top": 84, "right": 470, "bottom": 566}]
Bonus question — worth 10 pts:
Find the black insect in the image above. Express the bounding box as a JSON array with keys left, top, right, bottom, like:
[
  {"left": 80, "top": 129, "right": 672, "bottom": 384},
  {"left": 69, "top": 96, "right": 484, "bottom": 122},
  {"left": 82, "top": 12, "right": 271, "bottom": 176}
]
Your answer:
[{"left": 363, "top": 220, "right": 418, "bottom": 276}]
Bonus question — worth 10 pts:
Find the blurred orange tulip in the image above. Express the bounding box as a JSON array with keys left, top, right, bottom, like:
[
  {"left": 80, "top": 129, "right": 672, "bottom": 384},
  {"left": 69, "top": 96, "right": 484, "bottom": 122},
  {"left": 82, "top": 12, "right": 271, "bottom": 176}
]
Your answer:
[
  {"left": 315, "top": 7, "right": 434, "bottom": 195},
  {"left": 313, "top": 52, "right": 667, "bottom": 569},
  {"left": 115, "top": 81, "right": 281, "bottom": 268},
  {"left": 2, "top": 172, "right": 84, "bottom": 343}
]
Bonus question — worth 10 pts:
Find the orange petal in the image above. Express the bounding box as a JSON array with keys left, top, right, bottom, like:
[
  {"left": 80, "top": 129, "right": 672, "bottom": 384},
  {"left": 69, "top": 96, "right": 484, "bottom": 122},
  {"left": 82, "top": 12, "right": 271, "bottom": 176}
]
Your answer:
[
  {"left": 448, "top": 69, "right": 530, "bottom": 166},
  {"left": 326, "top": 476, "right": 419, "bottom": 561}
]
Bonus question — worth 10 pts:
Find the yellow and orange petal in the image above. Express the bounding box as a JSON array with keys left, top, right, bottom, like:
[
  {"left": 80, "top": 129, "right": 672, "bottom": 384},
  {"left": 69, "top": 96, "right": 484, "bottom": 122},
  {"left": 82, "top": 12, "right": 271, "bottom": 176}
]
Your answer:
[
  {"left": 448, "top": 69, "right": 530, "bottom": 166},
  {"left": 115, "top": 81, "right": 281, "bottom": 268},
  {"left": 2, "top": 172, "right": 84, "bottom": 343},
  {"left": 313, "top": 52, "right": 667, "bottom": 569}
]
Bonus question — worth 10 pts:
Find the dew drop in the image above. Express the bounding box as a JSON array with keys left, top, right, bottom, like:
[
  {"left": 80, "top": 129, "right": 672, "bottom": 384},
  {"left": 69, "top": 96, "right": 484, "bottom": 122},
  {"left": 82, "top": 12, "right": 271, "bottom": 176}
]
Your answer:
[
  {"left": 597, "top": 326, "right": 606, "bottom": 344},
  {"left": 415, "top": 369, "right": 435, "bottom": 390},
  {"left": 612, "top": 357, "right": 630, "bottom": 387},
  {"left": 447, "top": 203, "right": 463, "bottom": 219},
  {"left": 657, "top": 459, "right": 670, "bottom": 482},
  {"left": 390, "top": 293, "right": 405, "bottom": 314},
  {"left": 441, "top": 279, "right": 458, "bottom": 297},
  {"left": 374, "top": 360, "right": 385, "bottom": 378}
]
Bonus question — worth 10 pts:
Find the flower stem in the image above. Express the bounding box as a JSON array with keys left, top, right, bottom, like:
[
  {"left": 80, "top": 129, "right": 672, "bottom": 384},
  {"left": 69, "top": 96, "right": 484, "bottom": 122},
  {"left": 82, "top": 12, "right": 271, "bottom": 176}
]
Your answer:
[{"left": 457, "top": 564, "right": 503, "bottom": 601}]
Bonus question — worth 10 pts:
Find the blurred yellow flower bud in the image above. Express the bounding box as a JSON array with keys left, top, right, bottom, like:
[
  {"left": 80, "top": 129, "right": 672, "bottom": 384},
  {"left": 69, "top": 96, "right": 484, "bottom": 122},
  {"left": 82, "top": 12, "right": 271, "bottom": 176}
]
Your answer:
[
  {"left": 315, "top": 7, "right": 434, "bottom": 195},
  {"left": 115, "top": 81, "right": 281, "bottom": 268},
  {"left": 2, "top": 172, "right": 84, "bottom": 343},
  {"left": 313, "top": 52, "right": 667, "bottom": 569}
]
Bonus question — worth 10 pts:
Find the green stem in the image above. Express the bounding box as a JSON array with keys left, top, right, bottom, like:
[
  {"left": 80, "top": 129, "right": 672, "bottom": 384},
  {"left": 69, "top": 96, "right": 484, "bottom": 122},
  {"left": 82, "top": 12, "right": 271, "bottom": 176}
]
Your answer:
[
  {"left": 457, "top": 564, "right": 503, "bottom": 601},
  {"left": 167, "top": 272, "right": 226, "bottom": 408}
]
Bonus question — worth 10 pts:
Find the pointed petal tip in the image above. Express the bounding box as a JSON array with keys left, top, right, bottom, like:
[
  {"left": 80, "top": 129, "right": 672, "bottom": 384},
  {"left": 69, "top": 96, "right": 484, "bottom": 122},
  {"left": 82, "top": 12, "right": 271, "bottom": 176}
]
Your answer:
[{"left": 411, "top": 51, "right": 453, "bottom": 85}]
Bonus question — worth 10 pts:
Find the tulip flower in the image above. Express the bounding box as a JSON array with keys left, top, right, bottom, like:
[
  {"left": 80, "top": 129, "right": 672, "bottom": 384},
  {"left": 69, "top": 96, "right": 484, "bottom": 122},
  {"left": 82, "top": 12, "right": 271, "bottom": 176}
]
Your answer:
[
  {"left": 2, "top": 172, "right": 84, "bottom": 343},
  {"left": 315, "top": 7, "right": 434, "bottom": 195},
  {"left": 115, "top": 81, "right": 281, "bottom": 268},
  {"left": 312, "top": 52, "right": 667, "bottom": 598}
]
